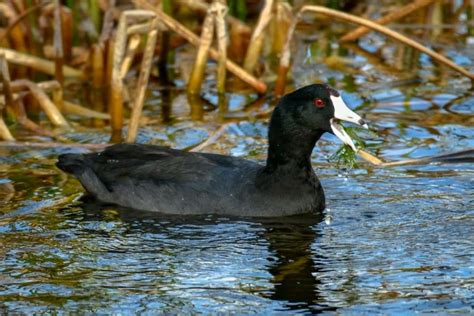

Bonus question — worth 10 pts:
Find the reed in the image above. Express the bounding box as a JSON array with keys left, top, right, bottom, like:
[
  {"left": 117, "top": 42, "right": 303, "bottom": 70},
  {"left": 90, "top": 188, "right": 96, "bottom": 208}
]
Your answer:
[
  {"left": 243, "top": 0, "right": 273, "bottom": 74},
  {"left": 275, "top": 5, "right": 474, "bottom": 95},
  {"left": 53, "top": 0, "right": 65, "bottom": 87},
  {"left": 215, "top": 1, "right": 228, "bottom": 95},
  {"left": 340, "top": 0, "right": 435, "bottom": 42},
  {"left": 126, "top": 18, "right": 159, "bottom": 143},
  {"left": 187, "top": 6, "right": 215, "bottom": 95},
  {"left": 0, "top": 55, "right": 15, "bottom": 141},
  {"left": 134, "top": 0, "right": 267, "bottom": 94}
]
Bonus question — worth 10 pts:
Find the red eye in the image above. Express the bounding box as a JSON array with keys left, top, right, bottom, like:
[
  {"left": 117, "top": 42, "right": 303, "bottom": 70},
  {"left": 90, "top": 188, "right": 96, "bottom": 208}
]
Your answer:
[{"left": 313, "top": 98, "right": 325, "bottom": 108}]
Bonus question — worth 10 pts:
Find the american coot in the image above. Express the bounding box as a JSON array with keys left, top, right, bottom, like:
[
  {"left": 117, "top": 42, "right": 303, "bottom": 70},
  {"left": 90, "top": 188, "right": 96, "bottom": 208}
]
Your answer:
[{"left": 57, "top": 84, "right": 368, "bottom": 217}]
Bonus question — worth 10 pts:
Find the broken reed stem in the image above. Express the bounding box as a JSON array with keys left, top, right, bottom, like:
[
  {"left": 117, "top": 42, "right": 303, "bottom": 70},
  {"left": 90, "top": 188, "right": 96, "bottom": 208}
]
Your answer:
[
  {"left": 357, "top": 149, "right": 383, "bottom": 165},
  {"left": 0, "top": 2, "right": 48, "bottom": 43},
  {"left": 0, "top": 55, "right": 14, "bottom": 109},
  {"left": 0, "top": 119, "right": 14, "bottom": 141},
  {"left": 91, "top": 44, "right": 105, "bottom": 126},
  {"left": 20, "top": 80, "right": 69, "bottom": 128},
  {"left": 109, "top": 13, "right": 128, "bottom": 134},
  {"left": 133, "top": 0, "right": 267, "bottom": 93},
  {"left": 99, "top": 0, "right": 116, "bottom": 45},
  {"left": 0, "top": 54, "right": 15, "bottom": 141},
  {"left": 54, "top": 0, "right": 65, "bottom": 86},
  {"left": 0, "top": 47, "right": 83, "bottom": 79},
  {"left": 63, "top": 101, "right": 110, "bottom": 119},
  {"left": 272, "top": 2, "right": 293, "bottom": 56},
  {"left": 243, "top": 0, "right": 273, "bottom": 73},
  {"left": 126, "top": 18, "right": 159, "bottom": 143},
  {"left": 51, "top": 84, "right": 64, "bottom": 111},
  {"left": 358, "top": 148, "right": 474, "bottom": 167},
  {"left": 10, "top": 99, "right": 56, "bottom": 138},
  {"left": 301, "top": 6, "right": 474, "bottom": 79},
  {"left": 215, "top": 2, "right": 228, "bottom": 95},
  {"left": 109, "top": 10, "right": 157, "bottom": 137},
  {"left": 187, "top": 8, "right": 215, "bottom": 95},
  {"left": 276, "top": 5, "right": 474, "bottom": 95},
  {"left": 190, "top": 123, "right": 230, "bottom": 152},
  {"left": 176, "top": 0, "right": 251, "bottom": 33},
  {"left": 120, "top": 34, "right": 141, "bottom": 79},
  {"left": 0, "top": 80, "right": 60, "bottom": 94},
  {"left": 340, "top": 0, "right": 436, "bottom": 42},
  {"left": 274, "top": 11, "right": 299, "bottom": 96}
]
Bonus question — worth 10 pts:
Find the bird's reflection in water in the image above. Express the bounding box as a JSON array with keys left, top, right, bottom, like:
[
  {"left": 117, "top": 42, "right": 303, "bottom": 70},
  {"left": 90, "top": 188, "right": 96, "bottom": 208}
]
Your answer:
[
  {"left": 260, "top": 214, "right": 335, "bottom": 313},
  {"left": 68, "top": 199, "right": 333, "bottom": 313}
]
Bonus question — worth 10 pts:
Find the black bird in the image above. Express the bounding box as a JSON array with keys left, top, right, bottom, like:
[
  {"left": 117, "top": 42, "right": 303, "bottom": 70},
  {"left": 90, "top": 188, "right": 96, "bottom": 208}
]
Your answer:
[{"left": 57, "top": 84, "right": 368, "bottom": 217}]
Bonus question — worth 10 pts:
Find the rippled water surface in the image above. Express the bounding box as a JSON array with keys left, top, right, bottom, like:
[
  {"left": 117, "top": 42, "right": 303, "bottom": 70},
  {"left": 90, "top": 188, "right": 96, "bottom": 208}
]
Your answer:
[{"left": 1, "top": 25, "right": 474, "bottom": 314}]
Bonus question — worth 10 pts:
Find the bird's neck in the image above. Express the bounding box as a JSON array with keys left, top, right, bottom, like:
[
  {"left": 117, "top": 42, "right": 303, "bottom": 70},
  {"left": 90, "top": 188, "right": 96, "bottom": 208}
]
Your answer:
[{"left": 264, "top": 113, "right": 323, "bottom": 173}]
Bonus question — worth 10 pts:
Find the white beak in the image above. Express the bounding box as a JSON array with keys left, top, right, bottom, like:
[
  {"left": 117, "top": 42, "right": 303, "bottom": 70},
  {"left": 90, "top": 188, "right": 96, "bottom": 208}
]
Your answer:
[{"left": 330, "top": 95, "right": 368, "bottom": 152}]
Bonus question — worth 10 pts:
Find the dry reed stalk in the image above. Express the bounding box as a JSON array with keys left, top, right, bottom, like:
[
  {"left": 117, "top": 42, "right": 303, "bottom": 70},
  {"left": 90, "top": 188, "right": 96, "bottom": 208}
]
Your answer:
[
  {"left": 53, "top": 0, "right": 65, "bottom": 86},
  {"left": 274, "top": 11, "right": 298, "bottom": 96},
  {"left": 0, "top": 54, "right": 15, "bottom": 141},
  {"left": 358, "top": 148, "right": 474, "bottom": 167},
  {"left": 187, "top": 8, "right": 215, "bottom": 95},
  {"left": 9, "top": 99, "right": 56, "bottom": 138},
  {"left": 340, "top": 0, "right": 435, "bottom": 42},
  {"left": 243, "top": 0, "right": 273, "bottom": 73},
  {"left": 215, "top": 2, "right": 228, "bottom": 95},
  {"left": 120, "top": 34, "right": 141, "bottom": 79},
  {"left": 126, "top": 18, "right": 159, "bottom": 143},
  {"left": 90, "top": 44, "right": 105, "bottom": 126},
  {"left": 0, "top": 47, "right": 83, "bottom": 78},
  {"left": 99, "top": 0, "right": 116, "bottom": 45},
  {"left": 187, "top": 93, "right": 204, "bottom": 121},
  {"left": 109, "top": 13, "right": 128, "bottom": 134},
  {"left": 0, "top": 3, "right": 27, "bottom": 53},
  {"left": 190, "top": 123, "right": 230, "bottom": 152},
  {"left": 276, "top": 5, "right": 474, "bottom": 95},
  {"left": 430, "top": 0, "right": 443, "bottom": 39},
  {"left": 109, "top": 10, "right": 157, "bottom": 136},
  {"left": 272, "top": 2, "right": 292, "bottom": 55},
  {"left": 17, "top": 80, "right": 69, "bottom": 128},
  {"left": 0, "top": 80, "right": 60, "bottom": 94},
  {"left": 134, "top": 0, "right": 267, "bottom": 93},
  {"left": 0, "top": 55, "right": 14, "bottom": 109},
  {"left": 127, "top": 22, "right": 156, "bottom": 35},
  {"left": 60, "top": 6, "right": 73, "bottom": 62},
  {"left": 0, "top": 2, "right": 47, "bottom": 43},
  {"left": 0, "top": 119, "right": 14, "bottom": 141},
  {"left": 357, "top": 150, "right": 383, "bottom": 165},
  {"left": 0, "top": 141, "right": 109, "bottom": 150},
  {"left": 51, "top": 83, "right": 64, "bottom": 111},
  {"left": 63, "top": 101, "right": 110, "bottom": 119},
  {"left": 176, "top": 0, "right": 251, "bottom": 33}
]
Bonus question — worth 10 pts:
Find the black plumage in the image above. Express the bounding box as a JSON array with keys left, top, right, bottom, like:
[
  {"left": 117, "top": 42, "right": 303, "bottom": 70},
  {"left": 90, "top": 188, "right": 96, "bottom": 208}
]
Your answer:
[{"left": 57, "top": 84, "right": 366, "bottom": 217}]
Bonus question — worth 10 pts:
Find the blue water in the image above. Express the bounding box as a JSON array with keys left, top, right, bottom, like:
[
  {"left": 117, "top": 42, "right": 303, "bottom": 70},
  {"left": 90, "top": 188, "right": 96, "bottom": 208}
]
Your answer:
[{"left": 1, "top": 20, "right": 474, "bottom": 314}]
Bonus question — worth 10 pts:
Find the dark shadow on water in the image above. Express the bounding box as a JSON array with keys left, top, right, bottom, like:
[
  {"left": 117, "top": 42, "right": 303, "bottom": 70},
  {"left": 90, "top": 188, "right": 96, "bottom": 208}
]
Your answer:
[{"left": 66, "top": 197, "right": 336, "bottom": 313}]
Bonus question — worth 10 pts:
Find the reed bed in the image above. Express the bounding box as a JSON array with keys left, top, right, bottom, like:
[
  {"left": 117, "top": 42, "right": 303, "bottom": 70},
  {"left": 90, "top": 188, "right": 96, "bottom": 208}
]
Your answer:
[{"left": 0, "top": 0, "right": 472, "bottom": 167}]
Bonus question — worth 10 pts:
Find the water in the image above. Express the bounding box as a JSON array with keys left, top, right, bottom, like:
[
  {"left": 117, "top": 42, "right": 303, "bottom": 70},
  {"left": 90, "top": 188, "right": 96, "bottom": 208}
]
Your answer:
[{"left": 1, "top": 22, "right": 474, "bottom": 315}]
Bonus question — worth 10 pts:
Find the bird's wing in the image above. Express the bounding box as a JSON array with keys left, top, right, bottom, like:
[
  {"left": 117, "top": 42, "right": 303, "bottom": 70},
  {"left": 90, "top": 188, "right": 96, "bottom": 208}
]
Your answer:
[{"left": 85, "top": 144, "right": 257, "bottom": 192}]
